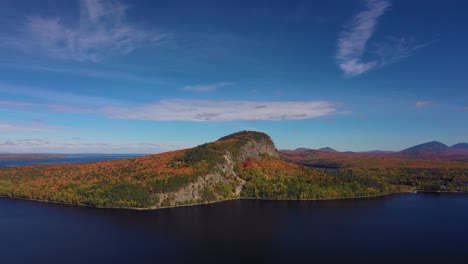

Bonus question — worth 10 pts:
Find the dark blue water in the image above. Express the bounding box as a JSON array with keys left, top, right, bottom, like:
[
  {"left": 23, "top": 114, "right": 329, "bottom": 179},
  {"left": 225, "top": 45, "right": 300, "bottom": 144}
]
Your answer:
[
  {"left": 1, "top": 193, "right": 467, "bottom": 264},
  {"left": 304, "top": 164, "right": 339, "bottom": 171},
  {"left": 0, "top": 154, "right": 143, "bottom": 167}
]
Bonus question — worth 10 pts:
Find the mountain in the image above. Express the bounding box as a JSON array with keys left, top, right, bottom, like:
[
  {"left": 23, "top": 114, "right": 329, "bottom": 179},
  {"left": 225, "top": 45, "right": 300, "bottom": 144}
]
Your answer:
[
  {"left": 288, "top": 147, "right": 337, "bottom": 152},
  {"left": 0, "top": 131, "right": 280, "bottom": 208},
  {"left": 318, "top": 147, "right": 338, "bottom": 153},
  {"left": 1, "top": 131, "right": 467, "bottom": 209},
  {"left": 401, "top": 141, "right": 449, "bottom": 153},
  {"left": 446, "top": 143, "right": 468, "bottom": 155},
  {"left": 295, "top": 147, "right": 312, "bottom": 151},
  {"left": 364, "top": 150, "right": 396, "bottom": 153},
  {"left": 450, "top": 143, "right": 468, "bottom": 149}
]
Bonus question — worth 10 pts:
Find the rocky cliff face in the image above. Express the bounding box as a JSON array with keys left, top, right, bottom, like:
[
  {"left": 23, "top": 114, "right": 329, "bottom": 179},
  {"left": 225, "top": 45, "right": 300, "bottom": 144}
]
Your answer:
[
  {"left": 236, "top": 137, "right": 279, "bottom": 161},
  {"left": 155, "top": 131, "right": 279, "bottom": 207}
]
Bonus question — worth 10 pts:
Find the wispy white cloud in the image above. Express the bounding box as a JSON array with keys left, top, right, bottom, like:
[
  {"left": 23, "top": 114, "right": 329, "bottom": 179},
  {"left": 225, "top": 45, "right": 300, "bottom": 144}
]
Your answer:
[
  {"left": 415, "top": 101, "right": 435, "bottom": 107},
  {"left": 336, "top": 0, "right": 390, "bottom": 76},
  {"left": 338, "top": 59, "right": 378, "bottom": 77},
  {"left": 0, "top": 83, "right": 121, "bottom": 108},
  {"left": 336, "top": 0, "right": 429, "bottom": 77},
  {"left": 182, "top": 82, "right": 233, "bottom": 92},
  {"left": 0, "top": 63, "right": 165, "bottom": 85},
  {"left": 373, "top": 37, "right": 432, "bottom": 66},
  {"left": 0, "top": 121, "right": 61, "bottom": 132},
  {"left": 101, "top": 99, "right": 341, "bottom": 121},
  {"left": 0, "top": 138, "right": 186, "bottom": 154},
  {"left": 0, "top": 84, "right": 343, "bottom": 122},
  {"left": 322, "top": 117, "right": 335, "bottom": 122},
  {"left": 0, "top": 100, "right": 94, "bottom": 114},
  {"left": 2, "top": 0, "right": 167, "bottom": 62}
]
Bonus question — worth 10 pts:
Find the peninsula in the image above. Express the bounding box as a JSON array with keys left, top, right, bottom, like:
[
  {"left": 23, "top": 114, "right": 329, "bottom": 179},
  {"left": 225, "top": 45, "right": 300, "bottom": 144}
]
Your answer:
[{"left": 0, "top": 131, "right": 467, "bottom": 209}]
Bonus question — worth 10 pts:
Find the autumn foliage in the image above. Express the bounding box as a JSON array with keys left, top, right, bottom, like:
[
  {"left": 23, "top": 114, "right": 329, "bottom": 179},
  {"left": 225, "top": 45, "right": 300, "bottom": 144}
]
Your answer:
[
  {"left": 0, "top": 131, "right": 467, "bottom": 209},
  {"left": 0, "top": 150, "right": 197, "bottom": 207}
]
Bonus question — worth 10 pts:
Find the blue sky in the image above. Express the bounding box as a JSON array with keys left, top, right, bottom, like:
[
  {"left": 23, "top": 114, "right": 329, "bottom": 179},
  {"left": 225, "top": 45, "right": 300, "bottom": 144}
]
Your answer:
[{"left": 0, "top": 0, "right": 467, "bottom": 153}]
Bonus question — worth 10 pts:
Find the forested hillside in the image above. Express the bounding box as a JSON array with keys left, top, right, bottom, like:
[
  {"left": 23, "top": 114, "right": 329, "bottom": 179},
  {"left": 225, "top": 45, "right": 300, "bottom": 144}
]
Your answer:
[{"left": 1, "top": 131, "right": 467, "bottom": 209}]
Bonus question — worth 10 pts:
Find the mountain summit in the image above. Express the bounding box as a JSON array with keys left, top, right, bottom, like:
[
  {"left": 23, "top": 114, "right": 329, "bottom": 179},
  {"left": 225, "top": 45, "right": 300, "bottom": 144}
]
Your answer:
[
  {"left": 401, "top": 141, "right": 449, "bottom": 153},
  {"left": 0, "top": 131, "right": 280, "bottom": 208},
  {"left": 318, "top": 147, "right": 338, "bottom": 153},
  {"left": 450, "top": 143, "right": 468, "bottom": 149}
]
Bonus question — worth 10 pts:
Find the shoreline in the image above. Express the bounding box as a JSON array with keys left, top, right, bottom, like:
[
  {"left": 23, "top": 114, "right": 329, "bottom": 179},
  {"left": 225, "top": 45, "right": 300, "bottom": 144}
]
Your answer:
[
  {"left": 2, "top": 190, "right": 467, "bottom": 211},
  {"left": 412, "top": 190, "right": 468, "bottom": 194}
]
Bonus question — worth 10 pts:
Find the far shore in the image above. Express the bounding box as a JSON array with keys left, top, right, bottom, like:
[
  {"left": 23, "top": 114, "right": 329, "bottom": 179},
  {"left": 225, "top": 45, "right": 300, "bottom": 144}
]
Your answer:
[{"left": 0, "top": 154, "right": 66, "bottom": 160}]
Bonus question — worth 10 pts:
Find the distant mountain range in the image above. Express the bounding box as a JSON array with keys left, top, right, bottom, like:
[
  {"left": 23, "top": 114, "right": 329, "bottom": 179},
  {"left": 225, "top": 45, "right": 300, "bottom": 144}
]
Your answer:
[
  {"left": 401, "top": 141, "right": 468, "bottom": 155},
  {"left": 281, "top": 141, "right": 468, "bottom": 169},
  {"left": 401, "top": 141, "right": 449, "bottom": 153},
  {"left": 290, "top": 147, "right": 338, "bottom": 153},
  {"left": 318, "top": 147, "right": 338, "bottom": 153},
  {"left": 451, "top": 143, "right": 468, "bottom": 149},
  {"left": 286, "top": 141, "right": 468, "bottom": 155},
  {"left": 294, "top": 147, "right": 312, "bottom": 151}
]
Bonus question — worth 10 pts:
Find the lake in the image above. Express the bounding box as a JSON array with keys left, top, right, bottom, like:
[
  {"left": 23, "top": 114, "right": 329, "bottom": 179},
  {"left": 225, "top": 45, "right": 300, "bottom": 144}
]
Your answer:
[
  {"left": 1, "top": 193, "right": 467, "bottom": 264},
  {"left": 0, "top": 154, "right": 143, "bottom": 167}
]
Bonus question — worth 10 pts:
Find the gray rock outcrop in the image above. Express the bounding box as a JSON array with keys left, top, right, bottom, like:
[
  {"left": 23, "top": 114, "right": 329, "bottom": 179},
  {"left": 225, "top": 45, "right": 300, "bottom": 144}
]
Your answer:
[{"left": 155, "top": 131, "right": 279, "bottom": 207}]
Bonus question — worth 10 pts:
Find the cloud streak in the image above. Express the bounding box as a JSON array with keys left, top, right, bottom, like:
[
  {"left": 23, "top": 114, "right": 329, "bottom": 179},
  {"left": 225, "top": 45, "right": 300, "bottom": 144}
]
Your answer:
[
  {"left": 415, "top": 101, "right": 435, "bottom": 107},
  {"left": 336, "top": 0, "right": 390, "bottom": 76},
  {"left": 0, "top": 63, "right": 166, "bottom": 85},
  {"left": 2, "top": 0, "right": 167, "bottom": 62},
  {"left": 2, "top": 98, "right": 342, "bottom": 122},
  {"left": 0, "top": 84, "right": 343, "bottom": 122},
  {"left": 0, "top": 100, "right": 95, "bottom": 114},
  {"left": 373, "top": 37, "right": 432, "bottom": 66},
  {"left": 0, "top": 83, "right": 121, "bottom": 108},
  {"left": 336, "top": 0, "right": 429, "bottom": 76},
  {"left": 0, "top": 121, "right": 61, "bottom": 132},
  {"left": 182, "top": 82, "right": 233, "bottom": 92},
  {"left": 0, "top": 138, "right": 184, "bottom": 154},
  {"left": 101, "top": 99, "right": 341, "bottom": 121}
]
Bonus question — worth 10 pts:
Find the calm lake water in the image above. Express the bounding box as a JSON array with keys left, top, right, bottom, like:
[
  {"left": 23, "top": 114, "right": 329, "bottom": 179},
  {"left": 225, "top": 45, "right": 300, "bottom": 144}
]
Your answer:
[
  {"left": 1, "top": 193, "right": 468, "bottom": 264},
  {"left": 0, "top": 154, "right": 143, "bottom": 167}
]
